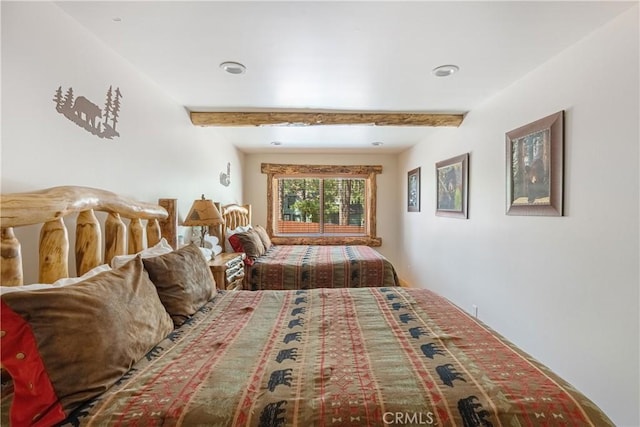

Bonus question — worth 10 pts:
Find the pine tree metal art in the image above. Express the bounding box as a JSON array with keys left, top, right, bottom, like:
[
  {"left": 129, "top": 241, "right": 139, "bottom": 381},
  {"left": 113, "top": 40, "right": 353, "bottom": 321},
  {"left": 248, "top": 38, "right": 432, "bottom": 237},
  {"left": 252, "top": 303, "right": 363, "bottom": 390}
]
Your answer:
[{"left": 53, "top": 86, "right": 122, "bottom": 139}]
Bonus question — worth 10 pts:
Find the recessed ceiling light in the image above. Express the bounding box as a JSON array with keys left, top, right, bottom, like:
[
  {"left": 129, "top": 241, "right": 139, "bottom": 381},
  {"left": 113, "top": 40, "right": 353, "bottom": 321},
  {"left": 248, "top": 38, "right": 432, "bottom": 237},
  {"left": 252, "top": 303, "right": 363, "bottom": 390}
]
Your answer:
[
  {"left": 220, "top": 61, "right": 246, "bottom": 75},
  {"left": 270, "top": 141, "right": 282, "bottom": 146},
  {"left": 432, "top": 64, "right": 459, "bottom": 77},
  {"left": 372, "top": 141, "right": 384, "bottom": 146}
]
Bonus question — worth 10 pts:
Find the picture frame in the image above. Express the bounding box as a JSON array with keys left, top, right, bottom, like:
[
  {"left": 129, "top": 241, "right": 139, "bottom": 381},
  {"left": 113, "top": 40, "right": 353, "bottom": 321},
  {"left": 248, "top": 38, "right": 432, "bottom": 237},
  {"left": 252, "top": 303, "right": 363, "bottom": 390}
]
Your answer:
[
  {"left": 436, "top": 153, "right": 469, "bottom": 218},
  {"left": 407, "top": 167, "right": 420, "bottom": 212},
  {"left": 506, "top": 111, "right": 564, "bottom": 216}
]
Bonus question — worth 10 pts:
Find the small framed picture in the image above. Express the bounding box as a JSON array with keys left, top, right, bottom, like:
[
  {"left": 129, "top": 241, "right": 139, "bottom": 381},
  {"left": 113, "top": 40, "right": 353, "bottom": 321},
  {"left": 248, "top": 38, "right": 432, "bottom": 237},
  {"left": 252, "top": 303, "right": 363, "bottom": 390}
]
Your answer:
[
  {"left": 436, "top": 153, "right": 469, "bottom": 219},
  {"left": 506, "top": 111, "right": 564, "bottom": 216},
  {"left": 407, "top": 167, "right": 420, "bottom": 212}
]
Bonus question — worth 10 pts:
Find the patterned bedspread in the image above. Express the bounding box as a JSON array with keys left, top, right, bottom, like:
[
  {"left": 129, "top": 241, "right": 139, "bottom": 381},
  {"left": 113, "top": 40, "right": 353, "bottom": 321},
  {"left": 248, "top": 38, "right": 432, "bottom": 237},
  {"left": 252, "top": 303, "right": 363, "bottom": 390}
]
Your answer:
[
  {"left": 246, "top": 245, "right": 399, "bottom": 290},
  {"left": 1, "top": 287, "right": 612, "bottom": 426}
]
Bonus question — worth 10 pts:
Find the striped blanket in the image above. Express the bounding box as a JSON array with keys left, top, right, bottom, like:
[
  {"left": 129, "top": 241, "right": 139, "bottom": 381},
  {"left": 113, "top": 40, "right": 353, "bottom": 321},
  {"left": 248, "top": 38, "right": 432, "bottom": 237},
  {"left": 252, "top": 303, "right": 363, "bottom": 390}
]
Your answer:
[
  {"left": 2, "top": 287, "right": 612, "bottom": 426},
  {"left": 246, "top": 245, "right": 399, "bottom": 290}
]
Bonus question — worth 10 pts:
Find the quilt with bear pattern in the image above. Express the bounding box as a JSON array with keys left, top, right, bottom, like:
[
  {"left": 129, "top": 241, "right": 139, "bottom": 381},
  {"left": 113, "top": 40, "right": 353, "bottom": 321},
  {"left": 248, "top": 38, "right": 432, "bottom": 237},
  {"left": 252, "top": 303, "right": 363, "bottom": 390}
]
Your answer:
[
  {"left": 245, "top": 245, "right": 399, "bottom": 290},
  {"left": 1, "top": 287, "right": 613, "bottom": 426}
]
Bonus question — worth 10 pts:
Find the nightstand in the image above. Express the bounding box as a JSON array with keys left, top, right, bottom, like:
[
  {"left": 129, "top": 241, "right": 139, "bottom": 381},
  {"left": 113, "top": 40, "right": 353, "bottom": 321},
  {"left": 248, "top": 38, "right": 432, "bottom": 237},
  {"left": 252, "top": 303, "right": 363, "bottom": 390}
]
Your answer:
[{"left": 209, "top": 252, "right": 246, "bottom": 291}]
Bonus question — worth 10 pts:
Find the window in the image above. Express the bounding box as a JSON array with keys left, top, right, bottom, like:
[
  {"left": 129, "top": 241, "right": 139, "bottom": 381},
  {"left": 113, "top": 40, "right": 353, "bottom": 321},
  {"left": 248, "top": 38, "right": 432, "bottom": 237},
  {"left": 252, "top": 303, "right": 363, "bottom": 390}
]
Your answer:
[
  {"left": 276, "top": 177, "right": 365, "bottom": 234},
  {"left": 262, "top": 163, "right": 382, "bottom": 246}
]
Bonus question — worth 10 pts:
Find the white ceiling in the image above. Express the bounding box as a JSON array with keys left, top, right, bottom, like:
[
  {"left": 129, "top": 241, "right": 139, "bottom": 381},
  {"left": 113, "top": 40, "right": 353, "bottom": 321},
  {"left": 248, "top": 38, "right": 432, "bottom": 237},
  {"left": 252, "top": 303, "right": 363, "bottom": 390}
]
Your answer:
[{"left": 55, "top": 1, "right": 634, "bottom": 153}]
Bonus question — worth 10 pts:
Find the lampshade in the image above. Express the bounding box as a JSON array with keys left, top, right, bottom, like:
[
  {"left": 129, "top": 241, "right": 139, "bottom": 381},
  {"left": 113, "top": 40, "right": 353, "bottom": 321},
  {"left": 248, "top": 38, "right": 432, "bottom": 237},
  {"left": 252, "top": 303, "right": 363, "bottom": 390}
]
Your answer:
[{"left": 183, "top": 195, "right": 224, "bottom": 227}]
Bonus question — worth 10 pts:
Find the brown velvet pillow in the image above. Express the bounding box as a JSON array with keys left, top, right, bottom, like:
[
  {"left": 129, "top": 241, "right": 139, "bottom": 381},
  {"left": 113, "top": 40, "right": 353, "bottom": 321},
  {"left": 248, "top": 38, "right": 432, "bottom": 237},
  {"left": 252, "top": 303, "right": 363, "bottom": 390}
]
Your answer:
[
  {"left": 0, "top": 257, "right": 173, "bottom": 426},
  {"left": 254, "top": 225, "right": 272, "bottom": 251},
  {"left": 142, "top": 244, "right": 215, "bottom": 326},
  {"left": 234, "top": 229, "right": 266, "bottom": 260}
]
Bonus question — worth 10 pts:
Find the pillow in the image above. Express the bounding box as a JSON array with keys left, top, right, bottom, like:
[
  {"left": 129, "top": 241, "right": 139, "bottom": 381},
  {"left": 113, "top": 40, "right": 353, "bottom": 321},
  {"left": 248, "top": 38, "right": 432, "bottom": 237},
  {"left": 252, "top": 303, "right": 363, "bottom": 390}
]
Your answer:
[
  {"left": 142, "top": 244, "right": 216, "bottom": 326},
  {"left": 110, "top": 237, "right": 173, "bottom": 269},
  {"left": 0, "top": 257, "right": 173, "bottom": 427},
  {"left": 229, "top": 229, "right": 265, "bottom": 266},
  {"left": 254, "top": 225, "right": 273, "bottom": 251},
  {"left": 224, "top": 225, "right": 251, "bottom": 253},
  {"left": 228, "top": 234, "right": 254, "bottom": 266},
  {"left": 0, "top": 264, "right": 112, "bottom": 295},
  {"left": 203, "top": 235, "right": 223, "bottom": 256},
  {"left": 199, "top": 247, "right": 213, "bottom": 261}
]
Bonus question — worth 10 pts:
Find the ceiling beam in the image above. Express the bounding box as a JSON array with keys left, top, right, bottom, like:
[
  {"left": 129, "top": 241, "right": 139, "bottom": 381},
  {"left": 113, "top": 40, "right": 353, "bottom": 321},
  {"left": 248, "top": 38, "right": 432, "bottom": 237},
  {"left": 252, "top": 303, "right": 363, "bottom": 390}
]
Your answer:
[{"left": 189, "top": 110, "right": 465, "bottom": 127}]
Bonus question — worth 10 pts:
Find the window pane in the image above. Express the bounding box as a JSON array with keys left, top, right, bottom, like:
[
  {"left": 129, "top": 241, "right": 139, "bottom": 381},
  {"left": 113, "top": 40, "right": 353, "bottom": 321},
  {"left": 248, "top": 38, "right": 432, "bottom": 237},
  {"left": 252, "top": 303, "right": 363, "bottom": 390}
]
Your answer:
[
  {"left": 277, "top": 178, "right": 320, "bottom": 234},
  {"left": 276, "top": 177, "right": 366, "bottom": 236},
  {"left": 322, "top": 178, "right": 365, "bottom": 234}
]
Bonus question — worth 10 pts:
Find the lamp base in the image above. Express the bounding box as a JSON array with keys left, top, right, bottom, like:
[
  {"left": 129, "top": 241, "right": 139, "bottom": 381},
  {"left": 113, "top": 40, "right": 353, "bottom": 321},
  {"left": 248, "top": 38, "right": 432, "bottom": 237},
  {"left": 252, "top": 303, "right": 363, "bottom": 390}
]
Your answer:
[{"left": 199, "top": 226, "right": 207, "bottom": 248}]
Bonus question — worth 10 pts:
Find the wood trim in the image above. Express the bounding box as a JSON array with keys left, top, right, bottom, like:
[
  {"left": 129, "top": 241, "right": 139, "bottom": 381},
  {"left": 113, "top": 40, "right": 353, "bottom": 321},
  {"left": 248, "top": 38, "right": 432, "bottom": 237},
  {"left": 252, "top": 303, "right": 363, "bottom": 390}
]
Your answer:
[
  {"left": 368, "top": 171, "right": 377, "bottom": 238},
  {"left": 261, "top": 163, "right": 382, "bottom": 176},
  {"left": 263, "top": 164, "right": 382, "bottom": 246},
  {"left": 190, "top": 111, "right": 464, "bottom": 127}
]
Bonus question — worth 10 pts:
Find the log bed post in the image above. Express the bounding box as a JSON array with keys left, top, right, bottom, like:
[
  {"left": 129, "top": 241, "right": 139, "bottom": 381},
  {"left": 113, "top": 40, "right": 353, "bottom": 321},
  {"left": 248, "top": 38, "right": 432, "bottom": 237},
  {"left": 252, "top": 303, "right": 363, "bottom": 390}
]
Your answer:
[
  {"left": 147, "top": 219, "right": 161, "bottom": 247},
  {"left": 76, "top": 209, "right": 101, "bottom": 276},
  {"left": 1, "top": 227, "right": 23, "bottom": 286},
  {"left": 39, "top": 217, "right": 69, "bottom": 283},
  {"left": 105, "top": 213, "right": 126, "bottom": 265},
  {"left": 158, "top": 198, "right": 178, "bottom": 249},
  {"left": 210, "top": 202, "right": 223, "bottom": 243},
  {"left": 128, "top": 218, "right": 144, "bottom": 254}
]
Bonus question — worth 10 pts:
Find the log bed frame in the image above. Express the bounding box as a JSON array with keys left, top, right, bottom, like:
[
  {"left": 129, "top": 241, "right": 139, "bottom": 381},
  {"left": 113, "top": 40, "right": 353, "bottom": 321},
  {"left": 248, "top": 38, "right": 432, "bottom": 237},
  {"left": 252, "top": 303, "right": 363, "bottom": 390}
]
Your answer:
[
  {"left": 212, "top": 202, "right": 251, "bottom": 252},
  {"left": 0, "top": 186, "right": 168, "bottom": 286}
]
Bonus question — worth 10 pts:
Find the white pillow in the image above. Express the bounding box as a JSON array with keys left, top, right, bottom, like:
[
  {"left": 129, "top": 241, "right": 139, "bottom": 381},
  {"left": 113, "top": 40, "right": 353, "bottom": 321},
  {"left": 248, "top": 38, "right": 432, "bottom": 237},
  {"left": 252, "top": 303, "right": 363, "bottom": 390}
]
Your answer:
[
  {"left": 52, "top": 264, "right": 112, "bottom": 286},
  {"left": 0, "top": 263, "right": 112, "bottom": 295},
  {"left": 110, "top": 237, "right": 174, "bottom": 269},
  {"left": 199, "top": 247, "right": 213, "bottom": 260},
  {"left": 224, "top": 225, "right": 251, "bottom": 253},
  {"left": 202, "top": 235, "right": 223, "bottom": 256},
  {"left": 211, "top": 244, "right": 223, "bottom": 256}
]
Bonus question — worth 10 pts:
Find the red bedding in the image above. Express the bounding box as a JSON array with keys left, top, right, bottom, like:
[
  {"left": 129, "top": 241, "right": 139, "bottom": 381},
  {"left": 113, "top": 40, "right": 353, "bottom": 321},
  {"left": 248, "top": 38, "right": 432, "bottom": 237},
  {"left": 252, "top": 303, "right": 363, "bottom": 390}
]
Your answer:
[
  {"left": 1, "top": 287, "right": 612, "bottom": 426},
  {"left": 245, "top": 245, "right": 399, "bottom": 290}
]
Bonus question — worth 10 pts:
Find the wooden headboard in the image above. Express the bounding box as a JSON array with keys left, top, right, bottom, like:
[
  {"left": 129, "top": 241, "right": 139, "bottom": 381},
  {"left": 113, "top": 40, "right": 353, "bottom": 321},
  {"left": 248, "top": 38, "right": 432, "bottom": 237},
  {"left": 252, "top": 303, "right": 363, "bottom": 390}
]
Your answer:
[
  {"left": 214, "top": 203, "right": 251, "bottom": 252},
  {"left": 0, "top": 186, "right": 168, "bottom": 285}
]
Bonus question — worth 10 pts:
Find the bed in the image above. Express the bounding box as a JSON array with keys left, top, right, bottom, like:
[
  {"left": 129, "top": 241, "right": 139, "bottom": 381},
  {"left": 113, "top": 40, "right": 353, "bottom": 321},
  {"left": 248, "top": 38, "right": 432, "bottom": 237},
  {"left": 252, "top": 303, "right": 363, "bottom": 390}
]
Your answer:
[
  {"left": 0, "top": 186, "right": 614, "bottom": 426},
  {"left": 216, "top": 203, "right": 400, "bottom": 290}
]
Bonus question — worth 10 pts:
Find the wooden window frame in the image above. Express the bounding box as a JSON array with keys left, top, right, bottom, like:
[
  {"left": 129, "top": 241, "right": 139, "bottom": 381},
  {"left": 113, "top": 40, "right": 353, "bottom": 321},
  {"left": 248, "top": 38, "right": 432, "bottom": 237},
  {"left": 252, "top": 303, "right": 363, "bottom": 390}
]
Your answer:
[{"left": 261, "top": 163, "right": 382, "bottom": 247}]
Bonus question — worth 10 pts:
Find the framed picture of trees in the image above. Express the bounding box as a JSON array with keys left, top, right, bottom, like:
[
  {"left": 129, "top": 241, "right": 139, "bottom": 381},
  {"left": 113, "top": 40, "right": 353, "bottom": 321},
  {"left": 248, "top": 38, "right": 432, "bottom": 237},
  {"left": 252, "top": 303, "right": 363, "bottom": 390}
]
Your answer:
[
  {"left": 407, "top": 167, "right": 420, "bottom": 212},
  {"left": 436, "top": 154, "right": 468, "bottom": 219},
  {"left": 506, "top": 111, "right": 564, "bottom": 216}
]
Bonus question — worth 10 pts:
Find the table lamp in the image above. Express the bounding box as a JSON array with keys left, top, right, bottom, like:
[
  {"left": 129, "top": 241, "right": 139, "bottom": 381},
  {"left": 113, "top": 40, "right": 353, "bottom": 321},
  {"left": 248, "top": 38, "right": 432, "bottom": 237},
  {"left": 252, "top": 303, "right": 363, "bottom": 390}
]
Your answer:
[{"left": 183, "top": 194, "right": 224, "bottom": 247}]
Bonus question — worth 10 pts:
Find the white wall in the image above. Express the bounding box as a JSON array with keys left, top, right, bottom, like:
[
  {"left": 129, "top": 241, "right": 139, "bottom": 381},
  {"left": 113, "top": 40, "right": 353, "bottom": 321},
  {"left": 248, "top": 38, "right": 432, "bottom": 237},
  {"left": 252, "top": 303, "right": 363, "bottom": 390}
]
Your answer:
[
  {"left": 398, "top": 7, "right": 639, "bottom": 425},
  {"left": 243, "top": 153, "right": 399, "bottom": 265},
  {"left": 1, "top": 2, "right": 243, "bottom": 282}
]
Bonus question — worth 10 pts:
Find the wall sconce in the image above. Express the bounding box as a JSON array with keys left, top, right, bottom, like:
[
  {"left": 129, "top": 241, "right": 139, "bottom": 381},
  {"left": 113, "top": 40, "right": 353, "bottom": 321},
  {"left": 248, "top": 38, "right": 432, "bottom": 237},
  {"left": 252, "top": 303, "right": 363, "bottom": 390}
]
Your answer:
[{"left": 183, "top": 195, "right": 224, "bottom": 247}]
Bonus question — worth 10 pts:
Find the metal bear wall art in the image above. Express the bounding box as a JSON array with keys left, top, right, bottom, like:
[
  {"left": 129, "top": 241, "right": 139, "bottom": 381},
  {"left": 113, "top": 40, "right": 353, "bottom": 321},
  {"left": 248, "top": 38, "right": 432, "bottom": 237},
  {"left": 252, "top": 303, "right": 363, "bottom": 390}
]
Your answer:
[{"left": 53, "top": 86, "right": 122, "bottom": 140}]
